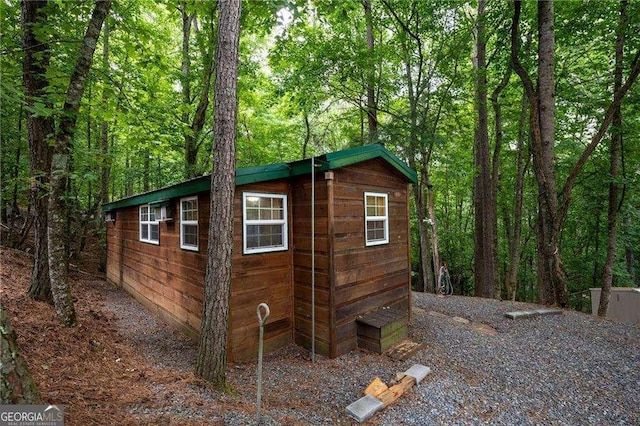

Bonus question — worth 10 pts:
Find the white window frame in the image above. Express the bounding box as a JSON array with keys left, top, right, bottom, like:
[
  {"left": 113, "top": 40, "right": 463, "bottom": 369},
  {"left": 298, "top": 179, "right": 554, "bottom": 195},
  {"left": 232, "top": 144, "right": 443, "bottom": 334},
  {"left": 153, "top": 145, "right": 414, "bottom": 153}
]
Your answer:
[
  {"left": 364, "top": 192, "right": 389, "bottom": 246},
  {"left": 180, "top": 196, "right": 199, "bottom": 251},
  {"left": 139, "top": 204, "right": 159, "bottom": 244},
  {"left": 243, "top": 192, "right": 288, "bottom": 254}
]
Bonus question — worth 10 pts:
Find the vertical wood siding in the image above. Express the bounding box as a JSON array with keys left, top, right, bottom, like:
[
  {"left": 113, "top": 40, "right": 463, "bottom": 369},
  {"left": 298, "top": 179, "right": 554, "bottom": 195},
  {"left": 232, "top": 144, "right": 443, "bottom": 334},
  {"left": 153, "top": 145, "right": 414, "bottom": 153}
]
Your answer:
[
  {"left": 331, "top": 159, "right": 411, "bottom": 356},
  {"left": 106, "top": 158, "right": 411, "bottom": 361},
  {"left": 292, "top": 159, "right": 411, "bottom": 357}
]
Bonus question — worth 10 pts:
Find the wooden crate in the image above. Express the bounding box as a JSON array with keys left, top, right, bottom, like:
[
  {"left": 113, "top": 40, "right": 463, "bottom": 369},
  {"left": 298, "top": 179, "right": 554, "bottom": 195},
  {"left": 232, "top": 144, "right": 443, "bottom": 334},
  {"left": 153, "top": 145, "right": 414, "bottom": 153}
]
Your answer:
[{"left": 356, "top": 309, "right": 408, "bottom": 354}]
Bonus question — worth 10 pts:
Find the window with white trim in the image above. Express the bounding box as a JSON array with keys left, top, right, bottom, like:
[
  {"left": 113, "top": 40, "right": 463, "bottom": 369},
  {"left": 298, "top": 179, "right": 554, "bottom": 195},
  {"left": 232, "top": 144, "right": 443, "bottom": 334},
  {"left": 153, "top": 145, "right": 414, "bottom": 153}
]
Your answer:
[
  {"left": 364, "top": 192, "right": 389, "bottom": 246},
  {"left": 139, "top": 204, "right": 159, "bottom": 244},
  {"left": 243, "top": 192, "right": 288, "bottom": 254},
  {"left": 180, "top": 196, "right": 198, "bottom": 251}
]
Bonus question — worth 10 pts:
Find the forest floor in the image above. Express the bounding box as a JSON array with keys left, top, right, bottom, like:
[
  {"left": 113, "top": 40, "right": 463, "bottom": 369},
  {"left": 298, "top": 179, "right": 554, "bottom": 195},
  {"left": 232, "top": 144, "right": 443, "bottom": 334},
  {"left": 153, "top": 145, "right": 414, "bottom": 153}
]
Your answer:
[
  {"left": 2, "top": 246, "right": 639, "bottom": 425},
  {"left": 1, "top": 246, "right": 391, "bottom": 425}
]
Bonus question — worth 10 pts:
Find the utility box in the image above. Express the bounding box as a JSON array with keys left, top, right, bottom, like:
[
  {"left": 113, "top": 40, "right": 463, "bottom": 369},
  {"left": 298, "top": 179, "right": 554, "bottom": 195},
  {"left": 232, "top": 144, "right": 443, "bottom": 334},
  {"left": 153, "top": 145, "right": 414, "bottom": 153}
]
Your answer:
[{"left": 590, "top": 287, "right": 640, "bottom": 325}]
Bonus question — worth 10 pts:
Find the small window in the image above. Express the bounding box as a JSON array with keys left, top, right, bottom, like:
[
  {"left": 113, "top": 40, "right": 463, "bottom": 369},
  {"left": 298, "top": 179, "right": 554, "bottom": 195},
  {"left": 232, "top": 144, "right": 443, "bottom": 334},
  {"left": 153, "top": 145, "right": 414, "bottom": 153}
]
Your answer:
[
  {"left": 140, "top": 204, "right": 159, "bottom": 244},
  {"left": 364, "top": 192, "right": 389, "bottom": 246},
  {"left": 180, "top": 196, "right": 198, "bottom": 251},
  {"left": 243, "top": 192, "right": 288, "bottom": 254}
]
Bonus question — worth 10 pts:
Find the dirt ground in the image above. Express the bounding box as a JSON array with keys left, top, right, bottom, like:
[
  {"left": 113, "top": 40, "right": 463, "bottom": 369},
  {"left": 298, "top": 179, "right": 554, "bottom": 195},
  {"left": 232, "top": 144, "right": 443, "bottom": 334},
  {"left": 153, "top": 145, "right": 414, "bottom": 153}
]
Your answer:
[{"left": 0, "top": 246, "right": 261, "bottom": 425}]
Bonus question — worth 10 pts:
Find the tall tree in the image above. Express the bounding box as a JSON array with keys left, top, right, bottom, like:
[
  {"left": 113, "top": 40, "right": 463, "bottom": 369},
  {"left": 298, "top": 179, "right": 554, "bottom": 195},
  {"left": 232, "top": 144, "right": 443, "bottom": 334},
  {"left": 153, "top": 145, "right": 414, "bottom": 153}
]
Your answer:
[
  {"left": 22, "top": 0, "right": 53, "bottom": 303},
  {"left": 362, "top": 0, "right": 378, "bottom": 143},
  {"left": 46, "top": 0, "right": 112, "bottom": 326},
  {"left": 599, "top": 0, "right": 628, "bottom": 316},
  {"left": 512, "top": 0, "right": 640, "bottom": 306},
  {"left": 473, "top": 0, "right": 498, "bottom": 299},
  {"left": 180, "top": 1, "right": 216, "bottom": 179},
  {"left": 195, "top": 0, "right": 242, "bottom": 388}
]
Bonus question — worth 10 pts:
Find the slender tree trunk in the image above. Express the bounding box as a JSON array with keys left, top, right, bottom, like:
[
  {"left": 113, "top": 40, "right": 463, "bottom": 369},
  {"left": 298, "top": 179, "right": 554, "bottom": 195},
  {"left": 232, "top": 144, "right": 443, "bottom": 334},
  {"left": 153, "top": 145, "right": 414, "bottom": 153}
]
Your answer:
[
  {"left": 100, "top": 20, "right": 110, "bottom": 205},
  {"left": 22, "top": 0, "right": 53, "bottom": 303},
  {"left": 504, "top": 93, "right": 528, "bottom": 301},
  {"left": 302, "top": 112, "right": 311, "bottom": 158},
  {"left": 12, "top": 106, "right": 24, "bottom": 217},
  {"left": 599, "top": 0, "right": 627, "bottom": 316},
  {"left": 409, "top": 158, "right": 435, "bottom": 293},
  {"left": 48, "top": 0, "right": 111, "bottom": 327},
  {"left": 490, "top": 64, "right": 512, "bottom": 300},
  {"left": 182, "top": 4, "right": 216, "bottom": 179},
  {"left": 195, "top": 0, "right": 242, "bottom": 388},
  {"left": 427, "top": 181, "right": 440, "bottom": 288},
  {"left": 623, "top": 215, "right": 636, "bottom": 286},
  {"left": 363, "top": 0, "right": 377, "bottom": 143},
  {"left": 98, "top": 20, "right": 110, "bottom": 271},
  {"left": 143, "top": 148, "right": 150, "bottom": 192},
  {"left": 473, "top": 0, "right": 497, "bottom": 299},
  {"left": 181, "top": 5, "right": 196, "bottom": 178}
]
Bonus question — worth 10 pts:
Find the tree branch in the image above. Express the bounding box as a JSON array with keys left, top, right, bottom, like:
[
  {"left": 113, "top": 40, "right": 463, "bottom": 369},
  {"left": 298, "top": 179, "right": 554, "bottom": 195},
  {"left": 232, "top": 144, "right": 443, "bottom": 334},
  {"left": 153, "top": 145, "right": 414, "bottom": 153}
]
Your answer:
[{"left": 558, "top": 48, "right": 640, "bottom": 224}]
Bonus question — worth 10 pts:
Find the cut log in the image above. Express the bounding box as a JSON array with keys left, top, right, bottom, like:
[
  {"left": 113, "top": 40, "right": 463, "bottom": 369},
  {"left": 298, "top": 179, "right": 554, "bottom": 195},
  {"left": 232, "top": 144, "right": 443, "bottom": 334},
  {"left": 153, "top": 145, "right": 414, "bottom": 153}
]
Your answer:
[
  {"left": 377, "top": 375, "right": 415, "bottom": 407},
  {"left": 364, "top": 377, "right": 388, "bottom": 398}
]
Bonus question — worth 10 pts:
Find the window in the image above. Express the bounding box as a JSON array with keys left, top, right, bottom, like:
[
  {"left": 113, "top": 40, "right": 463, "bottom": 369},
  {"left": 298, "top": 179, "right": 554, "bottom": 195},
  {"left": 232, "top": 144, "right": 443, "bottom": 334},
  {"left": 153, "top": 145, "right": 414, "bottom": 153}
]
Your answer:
[
  {"left": 243, "top": 192, "right": 288, "bottom": 254},
  {"left": 180, "top": 196, "right": 198, "bottom": 251},
  {"left": 364, "top": 192, "right": 389, "bottom": 246},
  {"left": 139, "top": 204, "right": 159, "bottom": 244}
]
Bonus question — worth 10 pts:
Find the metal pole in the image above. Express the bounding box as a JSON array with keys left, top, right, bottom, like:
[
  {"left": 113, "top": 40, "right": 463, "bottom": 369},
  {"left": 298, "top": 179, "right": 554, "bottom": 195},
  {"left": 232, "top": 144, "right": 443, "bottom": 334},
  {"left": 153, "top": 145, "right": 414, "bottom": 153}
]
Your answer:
[
  {"left": 311, "top": 156, "right": 315, "bottom": 363},
  {"left": 256, "top": 302, "right": 270, "bottom": 424}
]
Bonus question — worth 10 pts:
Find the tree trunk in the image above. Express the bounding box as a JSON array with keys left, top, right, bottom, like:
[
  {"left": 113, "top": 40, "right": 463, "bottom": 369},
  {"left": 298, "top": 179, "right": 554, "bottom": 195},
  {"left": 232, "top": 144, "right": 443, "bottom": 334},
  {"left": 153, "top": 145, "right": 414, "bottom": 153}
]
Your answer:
[
  {"left": 473, "top": 0, "right": 497, "bottom": 299},
  {"left": 98, "top": 19, "right": 110, "bottom": 272},
  {"left": 512, "top": 0, "right": 566, "bottom": 306},
  {"left": 410, "top": 158, "right": 435, "bottom": 293},
  {"left": 22, "top": 0, "right": 53, "bottom": 303},
  {"left": 623, "top": 216, "right": 637, "bottom": 286},
  {"left": 48, "top": 0, "right": 112, "bottom": 327},
  {"left": 363, "top": 0, "right": 378, "bottom": 144},
  {"left": 1, "top": 303, "right": 40, "bottom": 404},
  {"left": 533, "top": 0, "right": 566, "bottom": 306},
  {"left": 195, "top": 0, "right": 242, "bottom": 389},
  {"left": 182, "top": 4, "right": 216, "bottom": 179},
  {"left": 599, "top": 0, "right": 627, "bottom": 317},
  {"left": 427, "top": 182, "right": 440, "bottom": 289},
  {"left": 504, "top": 92, "right": 528, "bottom": 301},
  {"left": 181, "top": 5, "right": 196, "bottom": 178}
]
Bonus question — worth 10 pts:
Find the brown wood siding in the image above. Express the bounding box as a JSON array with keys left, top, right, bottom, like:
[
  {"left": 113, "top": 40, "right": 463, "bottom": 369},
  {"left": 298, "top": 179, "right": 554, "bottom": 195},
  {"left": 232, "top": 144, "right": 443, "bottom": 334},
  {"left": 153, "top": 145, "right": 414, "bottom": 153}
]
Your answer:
[
  {"left": 105, "top": 180, "right": 294, "bottom": 362},
  {"left": 292, "top": 174, "right": 332, "bottom": 356},
  {"left": 330, "top": 159, "right": 411, "bottom": 357},
  {"left": 106, "top": 157, "right": 412, "bottom": 361}
]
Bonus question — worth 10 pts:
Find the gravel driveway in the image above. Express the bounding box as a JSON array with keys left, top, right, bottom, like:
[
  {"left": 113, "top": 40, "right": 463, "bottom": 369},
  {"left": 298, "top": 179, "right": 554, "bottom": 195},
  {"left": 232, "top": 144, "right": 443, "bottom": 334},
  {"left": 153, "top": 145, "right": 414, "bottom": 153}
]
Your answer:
[{"left": 105, "top": 287, "right": 640, "bottom": 425}]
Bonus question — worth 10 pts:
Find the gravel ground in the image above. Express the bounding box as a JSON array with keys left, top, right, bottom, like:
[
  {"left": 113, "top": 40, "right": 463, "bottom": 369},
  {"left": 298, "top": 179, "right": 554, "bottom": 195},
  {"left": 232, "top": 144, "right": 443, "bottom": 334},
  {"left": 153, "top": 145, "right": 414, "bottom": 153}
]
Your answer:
[{"left": 102, "top": 287, "right": 639, "bottom": 425}]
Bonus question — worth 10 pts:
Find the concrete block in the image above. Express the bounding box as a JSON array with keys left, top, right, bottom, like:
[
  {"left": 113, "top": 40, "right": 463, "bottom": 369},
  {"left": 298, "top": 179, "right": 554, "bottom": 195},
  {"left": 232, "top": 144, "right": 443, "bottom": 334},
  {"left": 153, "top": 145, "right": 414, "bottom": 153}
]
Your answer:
[
  {"left": 505, "top": 309, "right": 563, "bottom": 319},
  {"left": 345, "top": 394, "right": 384, "bottom": 423},
  {"left": 403, "top": 364, "right": 431, "bottom": 385},
  {"left": 504, "top": 310, "right": 535, "bottom": 319},
  {"left": 535, "top": 308, "right": 563, "bottom": 316}
]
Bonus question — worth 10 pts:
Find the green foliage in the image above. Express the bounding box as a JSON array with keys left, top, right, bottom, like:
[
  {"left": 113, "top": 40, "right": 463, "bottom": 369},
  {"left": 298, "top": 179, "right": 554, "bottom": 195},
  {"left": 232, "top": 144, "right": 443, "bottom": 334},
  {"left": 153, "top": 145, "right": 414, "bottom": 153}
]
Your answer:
[{"left": 2, "top": 0, "right": 639, "bottom": 301}]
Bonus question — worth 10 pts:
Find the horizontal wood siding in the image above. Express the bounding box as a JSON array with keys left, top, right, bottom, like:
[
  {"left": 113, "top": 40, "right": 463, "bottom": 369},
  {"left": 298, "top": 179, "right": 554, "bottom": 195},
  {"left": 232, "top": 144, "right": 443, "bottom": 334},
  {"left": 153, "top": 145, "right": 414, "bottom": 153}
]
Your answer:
[
  {"left": 331, "top": 159, "right": 411, "bottom": 357},
  {"left": 292, "top": 175, "right": 332, "bottom": 356},
  {"left": 105, "top": 180, "right": 294, "bottom": 362}
]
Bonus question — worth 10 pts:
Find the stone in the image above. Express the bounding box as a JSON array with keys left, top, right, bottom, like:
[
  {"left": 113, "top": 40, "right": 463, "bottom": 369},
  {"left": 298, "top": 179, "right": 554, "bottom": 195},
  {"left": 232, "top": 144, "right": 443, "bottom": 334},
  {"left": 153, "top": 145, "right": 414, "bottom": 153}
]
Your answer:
[
  {"left": 345, "top": 394, "right": 384, "bottom": 423},
  {"left": 403, "top": 364, "right": 432, "bottom": 385}
]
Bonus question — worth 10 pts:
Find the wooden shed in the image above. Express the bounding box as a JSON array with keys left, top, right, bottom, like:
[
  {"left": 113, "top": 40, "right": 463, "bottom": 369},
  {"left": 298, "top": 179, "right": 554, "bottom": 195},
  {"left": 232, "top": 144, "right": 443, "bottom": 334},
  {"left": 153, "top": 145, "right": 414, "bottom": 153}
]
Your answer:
[{"left": 103, "top": 144, "right": 417, "bottom": 361}]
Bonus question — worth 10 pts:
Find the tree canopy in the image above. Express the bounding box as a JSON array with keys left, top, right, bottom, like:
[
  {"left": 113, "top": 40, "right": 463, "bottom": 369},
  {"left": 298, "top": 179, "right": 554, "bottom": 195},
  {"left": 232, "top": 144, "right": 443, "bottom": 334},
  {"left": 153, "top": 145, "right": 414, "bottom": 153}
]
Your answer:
[{"left": 2, "top": 0, "right": 639, "bottom": 314}]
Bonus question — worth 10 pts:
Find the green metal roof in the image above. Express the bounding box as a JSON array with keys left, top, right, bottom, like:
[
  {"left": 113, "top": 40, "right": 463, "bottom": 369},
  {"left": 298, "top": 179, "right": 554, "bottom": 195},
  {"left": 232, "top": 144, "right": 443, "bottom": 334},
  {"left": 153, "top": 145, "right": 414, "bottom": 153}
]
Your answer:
[{"left": 103, "top": 144, "right": 416, "bottom": 212}]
